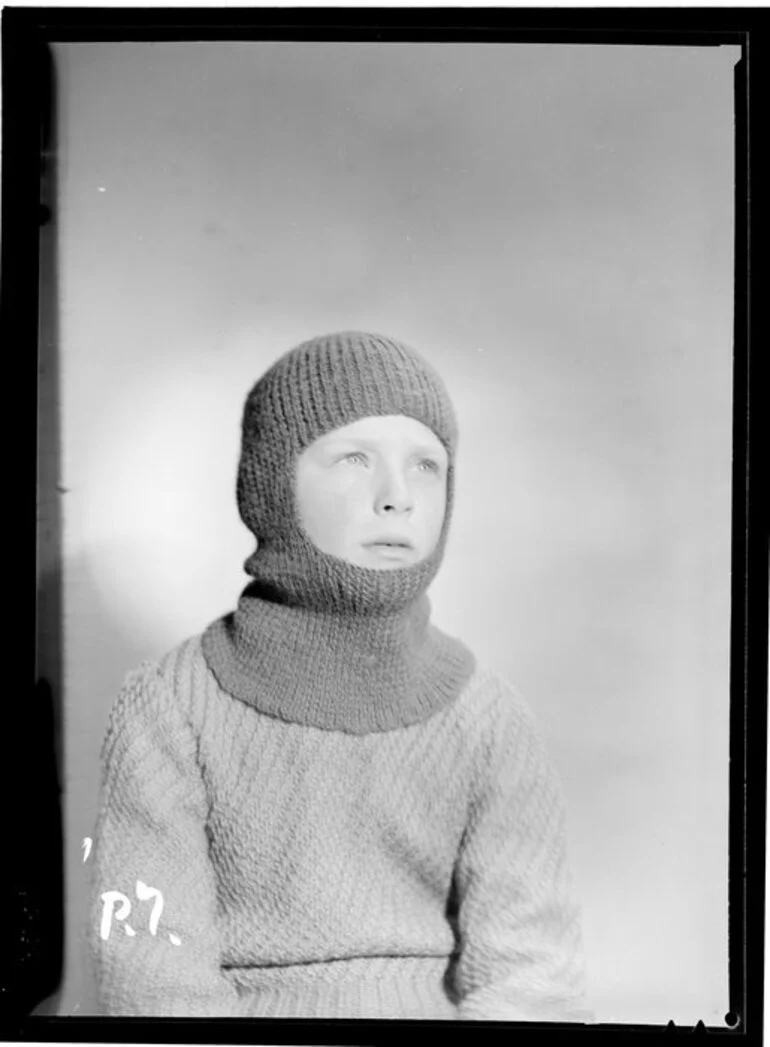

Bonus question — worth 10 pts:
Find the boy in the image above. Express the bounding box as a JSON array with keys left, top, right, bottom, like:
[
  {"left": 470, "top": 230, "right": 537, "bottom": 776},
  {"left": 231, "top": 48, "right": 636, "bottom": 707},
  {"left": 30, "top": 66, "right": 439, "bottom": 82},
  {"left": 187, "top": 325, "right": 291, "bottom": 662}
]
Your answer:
[{"left": 88, "top": 330, "right": 590, "bottom": 1020}]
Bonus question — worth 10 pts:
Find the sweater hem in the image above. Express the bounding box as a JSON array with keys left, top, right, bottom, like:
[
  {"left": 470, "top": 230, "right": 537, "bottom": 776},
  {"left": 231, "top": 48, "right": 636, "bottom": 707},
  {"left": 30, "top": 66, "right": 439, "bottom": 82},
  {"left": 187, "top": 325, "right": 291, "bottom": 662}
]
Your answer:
[{"left": 222, "top": 954, "right": 459, "bottom": 1020}]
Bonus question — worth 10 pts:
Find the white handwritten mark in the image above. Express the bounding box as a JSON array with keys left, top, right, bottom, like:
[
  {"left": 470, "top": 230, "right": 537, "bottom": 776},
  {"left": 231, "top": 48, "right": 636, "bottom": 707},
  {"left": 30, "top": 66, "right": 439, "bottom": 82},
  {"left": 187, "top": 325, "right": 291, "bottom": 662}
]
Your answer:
[
  {"left": 135, "top": 880, "right": 164, "bottom": 936},
  {"left": 82, "top": 837, "right": 92, "bottom": 862},
  {"left": 99, "top": 881, "right": 179, "bottom": 945},
  {"left": 100, "top": 890, "right": 134, "bottom": 941}
]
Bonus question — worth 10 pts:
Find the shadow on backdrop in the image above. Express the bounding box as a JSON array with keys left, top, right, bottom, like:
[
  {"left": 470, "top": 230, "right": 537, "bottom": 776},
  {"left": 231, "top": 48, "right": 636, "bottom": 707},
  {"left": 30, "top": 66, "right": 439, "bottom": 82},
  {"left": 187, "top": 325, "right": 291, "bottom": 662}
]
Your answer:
[
  {"left": 37, "top": 549, "right": 156, "bottom": 1017},
  {"left": 24, "top": 43, "right": 154, "bottom": 1019}
]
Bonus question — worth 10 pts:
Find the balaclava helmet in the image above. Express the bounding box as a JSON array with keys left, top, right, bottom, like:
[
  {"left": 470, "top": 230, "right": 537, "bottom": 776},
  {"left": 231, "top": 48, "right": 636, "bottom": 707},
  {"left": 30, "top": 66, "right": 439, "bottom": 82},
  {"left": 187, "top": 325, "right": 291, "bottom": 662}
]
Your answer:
[{"left": 201, "top": 331, "right": 475, "bottom": 734}]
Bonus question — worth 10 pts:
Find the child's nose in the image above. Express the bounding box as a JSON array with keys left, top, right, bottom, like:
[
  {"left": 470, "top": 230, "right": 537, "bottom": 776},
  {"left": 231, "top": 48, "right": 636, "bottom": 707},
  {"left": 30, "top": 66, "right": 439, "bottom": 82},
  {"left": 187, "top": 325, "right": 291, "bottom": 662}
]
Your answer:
[{"left": 374, "top": 468, "right": 413, "bottom": 515}]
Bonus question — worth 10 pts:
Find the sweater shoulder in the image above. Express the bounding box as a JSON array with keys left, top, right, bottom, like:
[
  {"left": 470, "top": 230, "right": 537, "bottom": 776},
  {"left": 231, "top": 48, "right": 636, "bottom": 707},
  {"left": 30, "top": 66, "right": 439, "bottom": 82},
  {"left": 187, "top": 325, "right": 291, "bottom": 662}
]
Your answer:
[
  {"left": 448, "top": 662, "right": 550, "bottom": 780},
  {"left": 451, "top": 665, "right": 562, "bottom": 812},
  {"left": 106, "top": 635, "right": 208, "bottom": 742},
  {"left": 455, "top": 662, "right": 539, "bottom": 734}
]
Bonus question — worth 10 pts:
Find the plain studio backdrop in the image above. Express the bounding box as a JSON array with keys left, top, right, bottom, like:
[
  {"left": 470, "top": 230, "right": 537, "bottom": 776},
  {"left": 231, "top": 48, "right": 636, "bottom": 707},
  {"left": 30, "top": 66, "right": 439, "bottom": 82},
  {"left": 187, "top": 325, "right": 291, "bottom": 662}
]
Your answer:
[{"left": 40, "top": 40, "right": 737, "bottom": 1023}]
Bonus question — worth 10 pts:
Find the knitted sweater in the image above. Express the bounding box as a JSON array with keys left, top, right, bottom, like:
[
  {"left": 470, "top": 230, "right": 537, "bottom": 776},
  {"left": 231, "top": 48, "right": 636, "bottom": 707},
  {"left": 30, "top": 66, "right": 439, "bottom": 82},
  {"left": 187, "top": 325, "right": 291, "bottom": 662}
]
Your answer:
[{"left": 88, "top": 635, "right": 589, "bottom": 1020}]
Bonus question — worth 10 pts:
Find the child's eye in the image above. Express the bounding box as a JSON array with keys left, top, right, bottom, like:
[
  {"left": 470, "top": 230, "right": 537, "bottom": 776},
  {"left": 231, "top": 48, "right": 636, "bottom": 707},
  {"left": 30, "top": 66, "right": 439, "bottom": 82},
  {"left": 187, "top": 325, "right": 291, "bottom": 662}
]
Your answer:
[
  {"left": 343, "top": 452, "right": 368, "bottom": 466},
  {"left": 417, "top": 458, "right": 441, "bottom": 474}
]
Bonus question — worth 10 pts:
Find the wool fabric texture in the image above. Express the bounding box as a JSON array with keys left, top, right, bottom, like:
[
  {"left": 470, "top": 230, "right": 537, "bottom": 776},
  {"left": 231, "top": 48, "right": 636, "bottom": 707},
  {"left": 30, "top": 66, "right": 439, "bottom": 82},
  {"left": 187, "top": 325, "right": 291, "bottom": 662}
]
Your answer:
[
  {"left": 88, "top": 636, "right": 591, "bottom": 1020},
  {"left": 202, "top": 331, "right": 475, "bottom": 734}
]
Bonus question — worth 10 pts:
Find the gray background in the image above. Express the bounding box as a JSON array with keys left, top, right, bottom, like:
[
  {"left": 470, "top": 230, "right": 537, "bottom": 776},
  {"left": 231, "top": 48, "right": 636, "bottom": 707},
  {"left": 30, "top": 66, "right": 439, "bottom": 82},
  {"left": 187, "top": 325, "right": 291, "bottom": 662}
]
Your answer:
[{"left": 44, "top": 41, "right": 736, "bottom": 1022}]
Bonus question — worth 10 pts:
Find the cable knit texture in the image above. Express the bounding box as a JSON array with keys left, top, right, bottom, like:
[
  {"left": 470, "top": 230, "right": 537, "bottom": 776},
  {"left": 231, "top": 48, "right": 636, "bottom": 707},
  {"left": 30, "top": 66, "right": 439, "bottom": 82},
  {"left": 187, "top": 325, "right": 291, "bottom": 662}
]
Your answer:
[{"left": 88, "top": 636, "right": 590, "bottom": 1020}]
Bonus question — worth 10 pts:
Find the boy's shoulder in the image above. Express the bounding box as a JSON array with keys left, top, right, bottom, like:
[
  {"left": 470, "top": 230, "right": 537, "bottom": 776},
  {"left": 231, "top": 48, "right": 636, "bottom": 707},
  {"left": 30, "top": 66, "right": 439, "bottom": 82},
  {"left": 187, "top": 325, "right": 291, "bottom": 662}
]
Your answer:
[
  {"left": 452, "top": 662, "right": 559, "bottom": 790},
  {"left": 454, "top": 660, "right": 540, "bottom": 737},
  {"left": 99, "top": 637, "right": 211, "bottom": 781},
  {"left": 155, "top": 632, "right": 208, "bottom": 683},
  {"left": 116, "top": 633, "right": 201, "bottom": 689},
  {"left": 110, "top": 634, "right": 207, "bottom": 728}
]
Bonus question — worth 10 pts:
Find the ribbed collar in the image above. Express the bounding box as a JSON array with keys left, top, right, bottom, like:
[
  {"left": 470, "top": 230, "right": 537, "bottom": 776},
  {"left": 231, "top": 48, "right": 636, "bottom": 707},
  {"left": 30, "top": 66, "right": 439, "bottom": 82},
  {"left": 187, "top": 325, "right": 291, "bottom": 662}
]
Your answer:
[{"left": 201, "top": 580, "right": 475, "bottom": 735}]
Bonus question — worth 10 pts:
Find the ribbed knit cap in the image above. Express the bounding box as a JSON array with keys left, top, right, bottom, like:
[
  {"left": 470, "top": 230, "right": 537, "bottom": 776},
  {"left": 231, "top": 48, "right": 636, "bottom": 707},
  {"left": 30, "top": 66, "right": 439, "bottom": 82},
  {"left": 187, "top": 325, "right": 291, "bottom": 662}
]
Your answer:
[
  {"left": 202, "top": 331, "right": 475, "bottom": 734},
  {"left": 236, "top": 331, "right": 458, "bottom": 612}
]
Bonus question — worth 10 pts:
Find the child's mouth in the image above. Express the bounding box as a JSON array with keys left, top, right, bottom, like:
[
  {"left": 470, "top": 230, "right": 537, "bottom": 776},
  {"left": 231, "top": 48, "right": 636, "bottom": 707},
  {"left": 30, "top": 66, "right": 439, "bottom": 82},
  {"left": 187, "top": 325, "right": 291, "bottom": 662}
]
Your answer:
[{"left": 365, "top": 541, "right": 414, "bottom": 559}]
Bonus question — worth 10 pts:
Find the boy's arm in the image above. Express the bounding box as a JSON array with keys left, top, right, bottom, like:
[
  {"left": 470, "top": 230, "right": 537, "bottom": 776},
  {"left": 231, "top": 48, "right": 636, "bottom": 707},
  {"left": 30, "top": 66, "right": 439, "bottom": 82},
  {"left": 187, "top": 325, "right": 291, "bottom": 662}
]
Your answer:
[
  {"left": 452, "top": 683, "right": 592, "bottom": 1022},
  {"left": 88, "top": 663, "right": 244, "bottom": 1016}
]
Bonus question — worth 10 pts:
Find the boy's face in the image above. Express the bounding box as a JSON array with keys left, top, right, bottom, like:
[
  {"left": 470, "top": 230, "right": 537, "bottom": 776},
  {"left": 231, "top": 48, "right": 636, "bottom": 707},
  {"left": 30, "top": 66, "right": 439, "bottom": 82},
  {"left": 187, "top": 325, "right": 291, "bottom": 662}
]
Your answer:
[{"left": 295, "top": 415, "right": 448, "bottom": 570}]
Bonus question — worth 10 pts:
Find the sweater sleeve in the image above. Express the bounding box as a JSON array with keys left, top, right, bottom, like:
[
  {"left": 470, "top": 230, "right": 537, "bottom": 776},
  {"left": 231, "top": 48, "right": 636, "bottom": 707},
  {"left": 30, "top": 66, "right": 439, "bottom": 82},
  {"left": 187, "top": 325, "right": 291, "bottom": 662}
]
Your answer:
[
  {"left": 452, "top": 681, "right": 592, "bottom": 1023},
  {"left": 87, "top": 662, "right": 245, "bottom": 1016}
]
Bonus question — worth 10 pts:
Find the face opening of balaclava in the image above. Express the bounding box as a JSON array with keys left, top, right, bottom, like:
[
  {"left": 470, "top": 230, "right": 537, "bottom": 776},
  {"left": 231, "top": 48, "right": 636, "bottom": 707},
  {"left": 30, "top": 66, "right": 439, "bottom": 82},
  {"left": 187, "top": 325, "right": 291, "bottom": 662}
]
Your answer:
[{"left": 201, "top": 331, "right": 476, "bottom": 734}]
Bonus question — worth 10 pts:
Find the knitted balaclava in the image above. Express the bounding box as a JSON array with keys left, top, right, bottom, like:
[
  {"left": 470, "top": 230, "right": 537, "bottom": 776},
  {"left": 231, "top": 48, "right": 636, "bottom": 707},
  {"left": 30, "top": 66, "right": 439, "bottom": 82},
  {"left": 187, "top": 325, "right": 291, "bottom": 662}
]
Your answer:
[{"left": 202, "top": 331, "right": 475, "bottom": 734}]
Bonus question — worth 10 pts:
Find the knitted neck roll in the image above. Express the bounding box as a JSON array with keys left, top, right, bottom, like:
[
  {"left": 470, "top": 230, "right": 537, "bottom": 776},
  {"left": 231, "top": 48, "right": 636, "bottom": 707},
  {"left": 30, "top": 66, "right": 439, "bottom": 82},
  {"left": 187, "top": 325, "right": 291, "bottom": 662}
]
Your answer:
[{"left": 202, "top": 331, "right": 475, "bottom": 734}]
